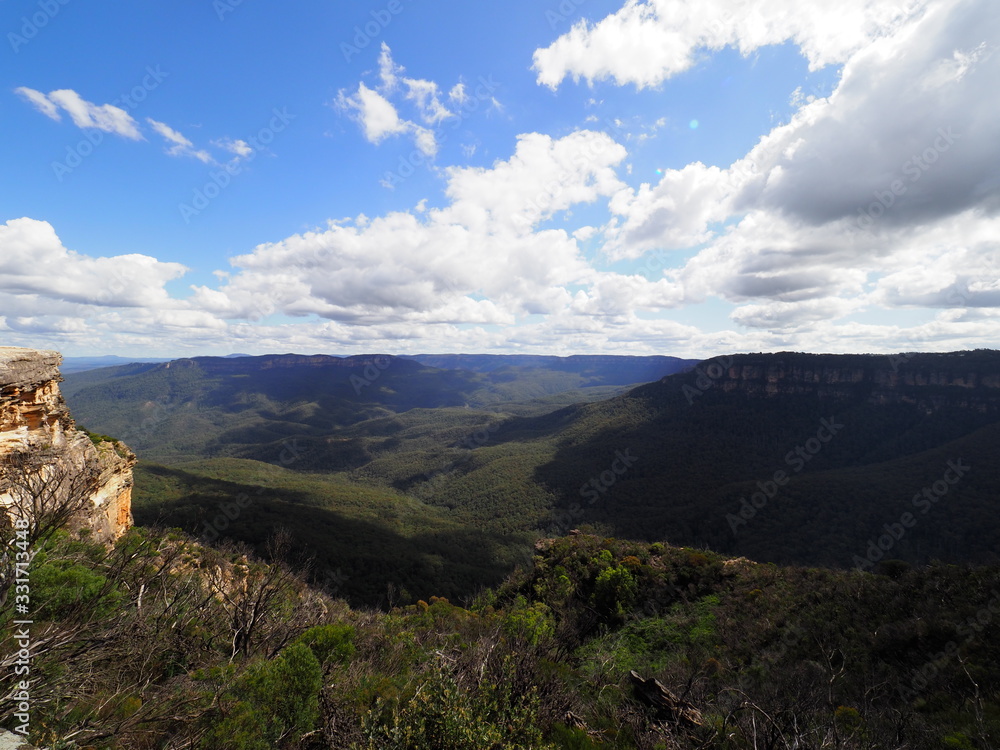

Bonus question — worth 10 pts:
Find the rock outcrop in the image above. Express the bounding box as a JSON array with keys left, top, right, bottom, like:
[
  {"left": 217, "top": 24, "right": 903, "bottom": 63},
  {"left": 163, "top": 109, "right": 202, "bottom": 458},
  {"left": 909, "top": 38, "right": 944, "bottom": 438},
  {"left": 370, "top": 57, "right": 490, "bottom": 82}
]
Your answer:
[
  {"left": 685, "top": 350, "right": 1000, "bottom": 413},
  {"left": 0, "top": 347, "right": 134, "bottom": 540}
]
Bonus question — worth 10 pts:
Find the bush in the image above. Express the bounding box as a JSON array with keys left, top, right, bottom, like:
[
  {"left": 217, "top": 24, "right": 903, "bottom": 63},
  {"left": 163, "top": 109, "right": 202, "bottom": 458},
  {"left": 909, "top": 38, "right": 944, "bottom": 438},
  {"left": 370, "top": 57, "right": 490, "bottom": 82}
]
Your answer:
[
  {"left": 295, "top": 622, "right": 356, "bottom": 666},
  {"left": 502, "top": 596, "right": 555, "bottom": 647},
  {"left": 31, "top": 552, "right": 123, "bottom": 620},
  {"left": 201, "top": 642, "right": 323, "bottom": 749},
  {"left": 592, "top": 564, "right": 637, "bottom": 621},
  {"left": 358, "top": 663, "right": 551, "bottom": 749}
]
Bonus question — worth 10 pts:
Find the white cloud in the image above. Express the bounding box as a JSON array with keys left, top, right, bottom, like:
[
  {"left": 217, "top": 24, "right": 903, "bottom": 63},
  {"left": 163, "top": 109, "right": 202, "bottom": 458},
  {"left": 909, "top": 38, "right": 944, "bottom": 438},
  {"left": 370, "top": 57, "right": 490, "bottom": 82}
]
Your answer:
[
  {"left": 533, "top": 0, "right": 928, "bottom": 89},
  {"left": 190, "top": 131, "right": 627, "bottom": 327},
  {"left": 212, "top": 138, "right": 254, "bottom": 163},
  {"left": 0, "top": 218, "right": 187, "bottom": 309},
  {"left": 403, "top": 77, "right": 452, "bottom": 125},
  {"left": 336, "top": 44, "right": 474, "bottom": 159},
  {"left": 8, "top": 1, "right": 1000, "bottom": 357},
  {"left": 731, "top": 2, "right": 1000, "bottom": 230},
  {"left": 729, "top": 297, "right": 863, "bottom": 330},
  {"left": 376, "top": 43, "right": 453, "bottom": 125},
  {"left": 147, "top": 119, "right": 213, "bottom": 163},
  {"left": 377, "top": 43, "right": 404, "bottom": 91},
  {"left": 605, "top": 162, "right": 731, "bottom": 259},
  {"left": 15, "top": 87, "right": 60, "bottom": 120},
  {"left": 585, "top": 0, "right": 1000, "bottom": 341},
  {"left": 336, "top": 82, "right": 410, "bottom": 145},
  {"left": 16, "top": 87, "right": 142, "bottom": 139}
]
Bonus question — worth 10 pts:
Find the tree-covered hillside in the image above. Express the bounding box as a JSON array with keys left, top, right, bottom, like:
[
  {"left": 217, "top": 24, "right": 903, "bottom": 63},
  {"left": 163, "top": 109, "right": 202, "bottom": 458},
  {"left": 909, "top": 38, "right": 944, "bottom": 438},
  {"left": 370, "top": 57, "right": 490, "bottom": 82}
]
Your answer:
[{"left": 64, "top": 350, "right": 1000, "bottom": 609}]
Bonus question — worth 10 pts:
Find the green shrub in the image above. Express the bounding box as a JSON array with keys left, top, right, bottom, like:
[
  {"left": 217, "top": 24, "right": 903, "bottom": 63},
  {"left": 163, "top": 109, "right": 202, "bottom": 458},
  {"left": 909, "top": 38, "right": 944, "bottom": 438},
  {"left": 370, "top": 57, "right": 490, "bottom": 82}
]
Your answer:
[
  {"left": 592, "top": 564, "right": 637, "bottom": 620},
  {"left": 502, "top": 596, "right": 555, "bottom": 647},
  {"left": 358, "top": 663, "right": 551, "bottom": 749},
  {"left": 295, "top": 622, "right": 356, "bottom": 666},
  {"left": 549, "top": 723, "right": 601, "bottom": 749},
  {"left": 942, "top": 732, "right": 976, "bottom": 749},
  {"left": 31, "top": 553, "right": 122, "bottom": 620},
  {"left": 201, "top": 642, "right": 322, "bottom": 750}
]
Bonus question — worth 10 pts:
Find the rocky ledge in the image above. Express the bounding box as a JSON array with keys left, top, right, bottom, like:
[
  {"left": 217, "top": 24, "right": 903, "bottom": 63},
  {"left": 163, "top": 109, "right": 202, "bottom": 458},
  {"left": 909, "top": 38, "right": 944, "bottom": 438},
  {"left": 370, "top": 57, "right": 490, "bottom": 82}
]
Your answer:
[{"left": 0, "top": 347, "right": 134, "bottom": 540}]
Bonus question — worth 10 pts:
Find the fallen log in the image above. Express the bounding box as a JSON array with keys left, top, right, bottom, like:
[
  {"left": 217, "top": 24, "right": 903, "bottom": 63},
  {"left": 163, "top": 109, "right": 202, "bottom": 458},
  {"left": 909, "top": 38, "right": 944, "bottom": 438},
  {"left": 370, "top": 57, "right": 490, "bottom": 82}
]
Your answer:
[{"left": 628, "top": 670, "right": 704, "bottom": 728}]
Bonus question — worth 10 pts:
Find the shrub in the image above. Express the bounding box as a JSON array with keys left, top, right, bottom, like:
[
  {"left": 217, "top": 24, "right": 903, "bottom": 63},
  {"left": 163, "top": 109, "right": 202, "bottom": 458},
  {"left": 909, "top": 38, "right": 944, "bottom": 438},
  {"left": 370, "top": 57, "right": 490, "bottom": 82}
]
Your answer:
[
  {"left": 201, "top": 642, "right": 323, "bottom": 750},
  {"left": 503, "top": 596, "right": 556, "bottom": 647},
  {"left": 593, "top": 565, "right": 637, "bottom": 621},
  {"left": 295, "top": 622, "right": 356, "bottom": 666},
  {"left": 31, "top": 552, "right": 123, "bottom": 620},
  {"left": 358, "top": 663, "right": 551, "bottom": 749}
]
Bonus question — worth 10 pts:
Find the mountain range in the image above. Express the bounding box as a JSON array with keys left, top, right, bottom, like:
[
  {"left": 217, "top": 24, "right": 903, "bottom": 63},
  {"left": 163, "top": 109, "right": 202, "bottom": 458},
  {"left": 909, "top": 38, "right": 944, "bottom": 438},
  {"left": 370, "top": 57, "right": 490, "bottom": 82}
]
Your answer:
[{"left": 62, "top": 349, "right": 1000, "bottom": 605}]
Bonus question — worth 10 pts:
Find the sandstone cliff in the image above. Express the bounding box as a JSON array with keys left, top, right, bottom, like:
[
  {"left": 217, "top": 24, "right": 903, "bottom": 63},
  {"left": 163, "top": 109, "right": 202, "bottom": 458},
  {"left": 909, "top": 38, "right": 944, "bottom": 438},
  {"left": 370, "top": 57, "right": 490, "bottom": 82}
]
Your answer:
[
  {"left": 0, "top": 347, "right": 134, "bottom": 540},
  {"left": 690, "top": 350, "right": 1000, "bottom": 412}
]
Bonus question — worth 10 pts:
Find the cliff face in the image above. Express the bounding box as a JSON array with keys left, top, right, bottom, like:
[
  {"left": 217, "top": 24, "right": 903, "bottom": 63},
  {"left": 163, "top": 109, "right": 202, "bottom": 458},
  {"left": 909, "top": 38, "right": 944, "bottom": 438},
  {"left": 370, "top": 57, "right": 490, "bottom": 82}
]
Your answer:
[
  {"left": 0, "top": 347, "right": 134, "bottom": 540},
  {"left": 694, "top": 351, "right": 1000, "bottom": 412}
]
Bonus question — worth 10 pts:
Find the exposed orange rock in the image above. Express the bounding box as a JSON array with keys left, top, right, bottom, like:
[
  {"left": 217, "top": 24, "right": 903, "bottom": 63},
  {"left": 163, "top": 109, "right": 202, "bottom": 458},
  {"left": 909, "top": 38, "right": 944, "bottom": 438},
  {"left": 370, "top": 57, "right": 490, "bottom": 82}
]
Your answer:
[{"left": 0, "top": 347, "right": 134, "bottom": 541}]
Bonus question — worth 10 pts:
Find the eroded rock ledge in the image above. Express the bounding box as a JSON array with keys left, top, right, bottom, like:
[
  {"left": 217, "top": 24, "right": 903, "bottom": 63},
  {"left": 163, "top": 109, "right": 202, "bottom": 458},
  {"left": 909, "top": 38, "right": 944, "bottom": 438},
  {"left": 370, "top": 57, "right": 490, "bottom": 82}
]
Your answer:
[{"left": 0, "top": 347, "right": 134, "bottom": 540}]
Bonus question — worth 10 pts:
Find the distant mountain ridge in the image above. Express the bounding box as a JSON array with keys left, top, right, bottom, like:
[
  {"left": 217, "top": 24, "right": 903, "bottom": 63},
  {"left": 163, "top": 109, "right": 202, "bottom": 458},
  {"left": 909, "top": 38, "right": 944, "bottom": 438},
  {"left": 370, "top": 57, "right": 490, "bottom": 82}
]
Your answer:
[
  {"left": 60, "top": 352, "right": 697, "bottom": 464},
  {"left": 405, "top": 353, "right": 697, "bottom": 383},
  {"left": 671, "top": 350, "right": 1000, "bottom": 410},
  {"left": 61, "top": 355, "right": 171, "bottom": 374}
]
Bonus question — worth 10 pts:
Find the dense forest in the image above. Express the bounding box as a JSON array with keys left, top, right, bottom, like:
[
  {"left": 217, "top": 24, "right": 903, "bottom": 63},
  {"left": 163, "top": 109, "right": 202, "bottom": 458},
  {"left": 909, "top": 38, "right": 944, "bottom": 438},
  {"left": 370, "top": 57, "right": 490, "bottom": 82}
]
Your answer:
[{"left": 62, "top": 350, "right": 1000, "bottom": 607}]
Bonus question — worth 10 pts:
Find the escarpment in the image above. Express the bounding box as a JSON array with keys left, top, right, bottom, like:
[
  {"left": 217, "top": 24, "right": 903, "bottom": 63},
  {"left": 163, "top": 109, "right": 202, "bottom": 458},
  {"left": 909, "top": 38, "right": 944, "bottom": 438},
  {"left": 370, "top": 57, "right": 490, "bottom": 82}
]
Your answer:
[
  {"left": 0, "top": 347, "right": 134, "bottom": 540},
  {"left": 684, "top": 350, "right": 1000, "bottom": 412}
]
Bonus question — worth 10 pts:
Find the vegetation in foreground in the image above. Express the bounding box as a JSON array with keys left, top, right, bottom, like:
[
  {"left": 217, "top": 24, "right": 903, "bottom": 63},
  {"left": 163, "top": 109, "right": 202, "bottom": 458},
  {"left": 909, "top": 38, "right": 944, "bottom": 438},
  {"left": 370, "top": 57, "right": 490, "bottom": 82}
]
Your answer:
[{"left": 2, "top": 519, "right": 998, "bottom": 749}]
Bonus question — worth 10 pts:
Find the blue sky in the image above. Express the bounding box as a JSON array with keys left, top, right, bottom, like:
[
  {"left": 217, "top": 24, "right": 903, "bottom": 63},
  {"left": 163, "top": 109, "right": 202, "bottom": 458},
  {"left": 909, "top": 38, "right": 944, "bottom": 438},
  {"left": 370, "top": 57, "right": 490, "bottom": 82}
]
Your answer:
[{"left": 2, "top": 0, "right": 998, "bottom": 357}]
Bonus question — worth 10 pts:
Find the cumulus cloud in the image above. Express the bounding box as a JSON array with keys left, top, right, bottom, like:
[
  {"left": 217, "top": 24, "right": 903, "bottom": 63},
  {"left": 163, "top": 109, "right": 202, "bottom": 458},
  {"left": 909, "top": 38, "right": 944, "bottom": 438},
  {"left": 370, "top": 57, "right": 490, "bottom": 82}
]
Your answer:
[
  {"left": 533, "top": 0, "right": 928, "bottom": 89},
  {"left": 8, "top": 1, "right": 999, "bottom": 357},
  {"left": 733, "top": 0, "right": 1000, "bottom": 229},
  {"left": 336, "top": 82, "right": 412, "bottom": 145},
  {"left": 15, "top": 87, "right": 143, "bottom": 139},
  {"left": 0, "top": 218, "right": 187, "bottom": 309},
  {"left": 605, "top": 162, "right": 731, "bottom": 259},
  {"left": 190, "top": 131, "right": 628, "bottom": 326},
  {"left": 574, "top": 0, "right": 1000, "bottom": 346}
]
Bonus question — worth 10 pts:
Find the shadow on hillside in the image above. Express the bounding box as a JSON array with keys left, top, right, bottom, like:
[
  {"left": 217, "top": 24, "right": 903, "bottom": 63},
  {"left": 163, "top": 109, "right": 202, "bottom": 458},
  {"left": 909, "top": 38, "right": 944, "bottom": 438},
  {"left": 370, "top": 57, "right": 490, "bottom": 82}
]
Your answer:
[
  {"left": 529, "top": 397, "right": 1000, "bottom": 570},
  {"left": 134, "top": 463, "right": 526, "bottom": 609}
]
